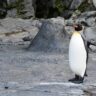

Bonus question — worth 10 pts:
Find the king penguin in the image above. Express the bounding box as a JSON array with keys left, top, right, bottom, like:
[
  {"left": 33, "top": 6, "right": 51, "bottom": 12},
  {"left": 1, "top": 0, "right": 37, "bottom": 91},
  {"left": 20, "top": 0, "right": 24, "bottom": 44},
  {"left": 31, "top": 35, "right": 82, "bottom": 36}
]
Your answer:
[{"left": 69, "top": 24, "right": 87, "bottom": 84}]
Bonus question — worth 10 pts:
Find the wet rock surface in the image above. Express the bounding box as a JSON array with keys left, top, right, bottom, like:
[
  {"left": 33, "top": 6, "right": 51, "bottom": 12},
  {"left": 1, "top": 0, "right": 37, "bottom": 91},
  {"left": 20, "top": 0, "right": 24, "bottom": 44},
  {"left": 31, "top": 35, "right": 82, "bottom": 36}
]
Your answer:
[
  {"left": 0, "top": 16, "right": 95, "bottom": 95},
  {"left": 0, "top": 48, "right": 95, "bottom": 96},
  {"left": 0, "top": 82, "right": 85, "bottom": 96}
]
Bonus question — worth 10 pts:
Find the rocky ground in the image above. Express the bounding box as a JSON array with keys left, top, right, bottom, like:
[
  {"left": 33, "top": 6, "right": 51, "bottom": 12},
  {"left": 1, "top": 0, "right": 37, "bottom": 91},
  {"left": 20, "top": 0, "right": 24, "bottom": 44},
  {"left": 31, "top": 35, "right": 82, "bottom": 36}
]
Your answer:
[
  {"left": 0, "top": 44, "right": 96, "bottom": 96},
  {"left": 0, "top": 16, "right": 96, "bottom": 96},
  {"left": 0, "top": 0, "right": 96, "bottom": 95}
]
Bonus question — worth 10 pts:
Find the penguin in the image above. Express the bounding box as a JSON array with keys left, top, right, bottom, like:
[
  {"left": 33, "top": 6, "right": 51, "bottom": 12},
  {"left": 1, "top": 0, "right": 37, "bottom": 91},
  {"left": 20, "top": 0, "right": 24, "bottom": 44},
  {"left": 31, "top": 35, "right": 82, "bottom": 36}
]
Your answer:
[{"left": 68, "top": 24, "right": 87, "bottom": 84}]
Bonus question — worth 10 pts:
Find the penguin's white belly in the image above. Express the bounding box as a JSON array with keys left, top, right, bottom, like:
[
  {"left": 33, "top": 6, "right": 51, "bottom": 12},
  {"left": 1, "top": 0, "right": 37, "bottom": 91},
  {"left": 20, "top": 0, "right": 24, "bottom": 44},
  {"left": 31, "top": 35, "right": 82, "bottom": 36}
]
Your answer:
[{"left": 69, "top": 33, "right": 87, "bottom": 77}]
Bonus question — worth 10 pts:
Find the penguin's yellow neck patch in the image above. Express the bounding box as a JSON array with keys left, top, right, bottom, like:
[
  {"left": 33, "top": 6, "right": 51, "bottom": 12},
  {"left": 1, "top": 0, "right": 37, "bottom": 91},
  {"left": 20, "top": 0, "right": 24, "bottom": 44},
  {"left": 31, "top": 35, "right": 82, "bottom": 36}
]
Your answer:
[{"left": 73, "top": 31, "right": 80, "bottom": 36}]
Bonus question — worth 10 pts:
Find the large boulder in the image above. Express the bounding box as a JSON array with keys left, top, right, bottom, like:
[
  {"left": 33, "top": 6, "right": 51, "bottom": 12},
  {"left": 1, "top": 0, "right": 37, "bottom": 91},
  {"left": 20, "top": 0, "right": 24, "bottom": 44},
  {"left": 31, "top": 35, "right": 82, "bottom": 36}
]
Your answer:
[
  {"left": 75, "top": 11, "right": 96, "bottom": 27},
  {"left": 7, "top": 0, "right": 35, "bottom": 19},
  {"left": 84, "top": 27, "right": 96, "bottom": 52},
  {"left": 92, "top": 0, "right": 96, "bottom": 8},
  {"left": 21, "top": 0, "right": 35, "bottom": 19},
  {"left": 84, "top": 27, "right": 96, "bottom": 44},
  {"left": 0, "top": 18, "right": 40, "bottom": 43},
  {"left": 69, "top": 0, "right": 84, "bottom": 10},
  {"left": 28, "top": 17, "right": 68, "bottom": 53}
]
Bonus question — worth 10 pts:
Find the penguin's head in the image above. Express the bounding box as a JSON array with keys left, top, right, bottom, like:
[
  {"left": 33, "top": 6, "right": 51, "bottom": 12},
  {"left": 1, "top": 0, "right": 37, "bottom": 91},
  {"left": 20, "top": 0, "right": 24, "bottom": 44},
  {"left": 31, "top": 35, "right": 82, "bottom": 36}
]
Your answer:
[{"left": 73, "top": 24, "right": 83, "bottom": 31}]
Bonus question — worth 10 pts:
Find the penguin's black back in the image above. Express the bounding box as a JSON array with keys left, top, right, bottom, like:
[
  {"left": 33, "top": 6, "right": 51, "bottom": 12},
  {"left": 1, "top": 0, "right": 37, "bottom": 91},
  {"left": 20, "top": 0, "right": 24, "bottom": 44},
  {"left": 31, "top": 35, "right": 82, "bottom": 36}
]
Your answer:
[{"left": 81, "top": 35, "right": 89, "bottom": 64}]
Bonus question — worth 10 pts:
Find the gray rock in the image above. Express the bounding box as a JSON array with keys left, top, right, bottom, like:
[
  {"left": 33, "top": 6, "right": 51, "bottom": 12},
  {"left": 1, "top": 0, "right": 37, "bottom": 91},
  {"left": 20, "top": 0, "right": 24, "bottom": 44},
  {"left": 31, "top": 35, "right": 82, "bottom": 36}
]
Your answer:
[
  {"left": 7, "top": 0, "right": 16, "bottom": 4},
  {"left": 83, "top": 27, "right": 96, "bottom": 52},
  {"left": 0, "top": 18, "right": 35, "bottom": 33},
  {"left": 29, "top": 17, "right": 68, "bottom": 52},
  {"left": 79, "top": 11, "right": 96, "bottom": 19},
  {"left": 84, "top": 85, "right": 96, "bottom": 96},
  {"left": 75, "top": 11, "right": 96, "bottom": 27},
  {"left": 0, "top": 18, "right": 40, "bottom": 43},
  {"left": 31, "top": 19, "right": 42, "bottom": 29},
  {"left": 0, "top": 82, "right": 85, "bottom": 96},
  {"left": 84, "top": 27, "right": 96, "bottom": 45},
  {"left": 92, "top": 0, "right": 96, "bottom": 8},
  {"left": 7, "top": 0, "right": 35, "bottom": 19},
  {"left": 85, "top": 17, "right": 96, "bottom": 27},
  {"left": 65, "top": 26, "right": 74, "bottom": 38},
  {"left": 64, "top": 11, "right": 96, "bottom": 28},
  {"left": 69, "top": 0, "right": 84, "bottom": 10},
  {"left": 22, "top": 36, "right": 31, "bottom": 41},
  {"left": 62, "top": 0, "right": 85, "bottom": 10},
  {"left": 61, "top": 10, "right": 74, "bottom": 19},
  {"left": 89, "top": 45, "right": 96, "bottom": 52},
  {"left": 22, "top": 0, "right": 35, "bottom": 19},
  {"left": 62, "top": 0, "right": 72, "bottom": 8},
  {"left": 7, "top": 9, "right": 17, "bottom": 18}
]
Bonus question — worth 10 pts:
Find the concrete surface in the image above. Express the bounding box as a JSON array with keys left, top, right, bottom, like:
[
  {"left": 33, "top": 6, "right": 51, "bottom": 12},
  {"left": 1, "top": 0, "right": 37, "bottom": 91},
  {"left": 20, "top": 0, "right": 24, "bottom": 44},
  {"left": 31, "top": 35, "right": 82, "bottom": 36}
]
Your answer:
[{"left": 0, "top": 43, "right": 95, "bottom": 96}]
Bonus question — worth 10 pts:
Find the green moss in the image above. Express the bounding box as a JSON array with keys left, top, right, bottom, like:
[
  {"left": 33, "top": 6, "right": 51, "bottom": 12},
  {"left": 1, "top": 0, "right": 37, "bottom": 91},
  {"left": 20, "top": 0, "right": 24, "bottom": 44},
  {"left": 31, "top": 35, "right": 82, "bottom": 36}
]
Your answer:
[
  {"left": 78, "top": 0, "right": 90, "bottom": 12},
  {"left": 55, "top": 0, "right": 67, "bottom": 13},
  {"left": 16, "top": 0, "right": 25, "bottom": 17},
  {"left": 7, "top": 2, "right": 17, "bottom": 9},
  {"left": 7, "top": 0, "right": 25, "bottom": 18},
  {"left": 71, "top": 10, "right": 81, "bottom": 18}
]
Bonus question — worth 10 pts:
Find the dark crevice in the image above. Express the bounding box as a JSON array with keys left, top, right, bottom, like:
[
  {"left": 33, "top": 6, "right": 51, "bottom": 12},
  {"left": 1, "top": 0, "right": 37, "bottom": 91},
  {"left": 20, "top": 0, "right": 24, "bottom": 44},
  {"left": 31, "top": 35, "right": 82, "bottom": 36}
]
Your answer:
[
  {"left": 0, "top": 0, "right": 7, "bottom": 18},
  {"left": 35, "top": 0, "right": 60, "bottom": 19}
]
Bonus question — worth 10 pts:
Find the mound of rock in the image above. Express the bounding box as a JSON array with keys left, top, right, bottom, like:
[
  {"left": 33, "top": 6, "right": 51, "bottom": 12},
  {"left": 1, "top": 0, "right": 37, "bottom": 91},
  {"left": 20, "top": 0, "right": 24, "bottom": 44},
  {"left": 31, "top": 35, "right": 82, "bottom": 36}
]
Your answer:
[{"left": 29, "top": 17, "right": 68, "bottom": 53}]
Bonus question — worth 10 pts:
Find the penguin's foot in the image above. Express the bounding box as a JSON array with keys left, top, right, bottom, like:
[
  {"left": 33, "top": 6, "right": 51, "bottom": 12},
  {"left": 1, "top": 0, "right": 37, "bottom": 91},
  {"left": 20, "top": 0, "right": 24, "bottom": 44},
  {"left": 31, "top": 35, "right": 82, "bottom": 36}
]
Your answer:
[
  {"left": 69, "top": 79, "right": 83, "bottom": 84},
  {"left": 68, "top": 77, "right": 84, "bottom": 84},
  {"left": 68, "top": 75, "right": 79, "bottom": 82},
  {"left": 68, "top": 78, "right": 78, "bottom": 82}
]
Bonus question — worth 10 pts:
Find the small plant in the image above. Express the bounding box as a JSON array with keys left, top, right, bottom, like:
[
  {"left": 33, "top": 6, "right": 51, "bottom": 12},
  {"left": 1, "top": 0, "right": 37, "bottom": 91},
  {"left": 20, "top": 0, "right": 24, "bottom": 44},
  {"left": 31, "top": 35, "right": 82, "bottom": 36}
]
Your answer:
[
  {"left": 78, "top": 0, "right": 90, "bottom": 12},
  {"left": 55, "top": 0, "right": 66, "bottom": 13},
  {"left": 16, "top": 0, "right": 25, "bottom": 17}
]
